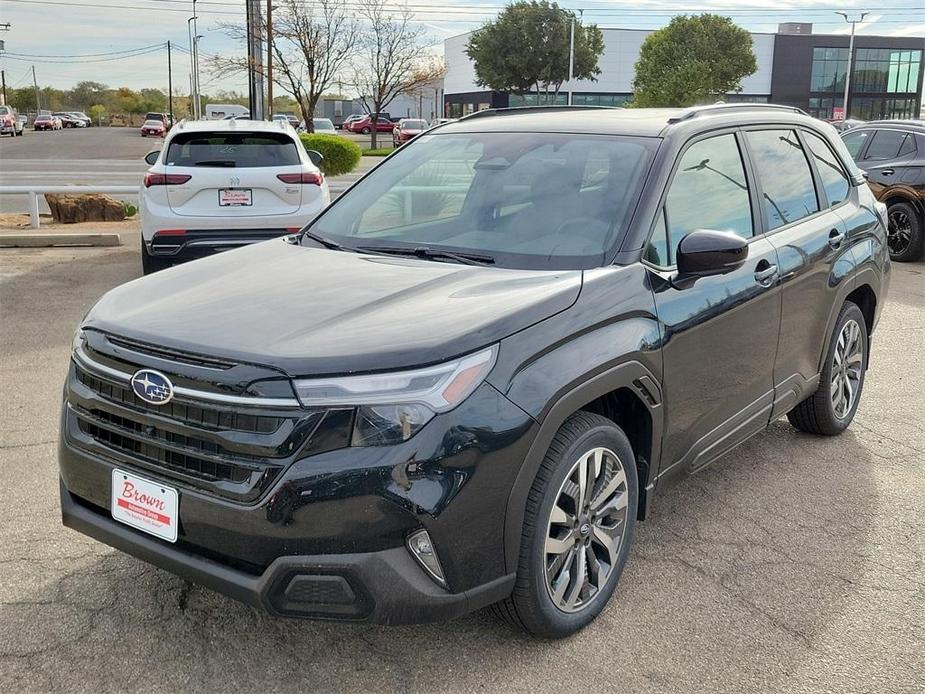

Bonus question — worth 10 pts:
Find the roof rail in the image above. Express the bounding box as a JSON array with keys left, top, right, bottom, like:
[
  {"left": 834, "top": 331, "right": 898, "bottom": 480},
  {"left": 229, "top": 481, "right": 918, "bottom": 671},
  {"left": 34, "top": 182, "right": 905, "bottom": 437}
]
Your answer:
[
  {"left": 667, "top": 103, "right": 808, "bottom": 124},
  {"left": 460, "top": 104, "right": 618, "bottom": 120}
]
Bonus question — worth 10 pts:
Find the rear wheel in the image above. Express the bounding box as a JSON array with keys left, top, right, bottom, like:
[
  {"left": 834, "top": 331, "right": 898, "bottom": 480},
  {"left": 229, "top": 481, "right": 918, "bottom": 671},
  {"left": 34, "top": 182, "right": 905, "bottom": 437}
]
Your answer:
[
  {"left": 361, "top": 127, "right": 371, "bottom": 134},
  {"left": 788, "top": 301, "right": 867, "bottom": 436},
  {"left": 141, "top": 239, "right": 170, "bottom": 275},
  {"left": 886, "top": 201, "right": 924, "bottom": 262},
  {"left": 493, "top": 411, "right": 638, "bottom": 638}
]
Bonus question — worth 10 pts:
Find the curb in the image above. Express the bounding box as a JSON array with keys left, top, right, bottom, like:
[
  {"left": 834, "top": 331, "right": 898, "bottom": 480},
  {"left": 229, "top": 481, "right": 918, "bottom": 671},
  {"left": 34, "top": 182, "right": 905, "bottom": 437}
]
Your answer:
[{"left": 0, "top": 233, "right": 122, "bottom": 248}]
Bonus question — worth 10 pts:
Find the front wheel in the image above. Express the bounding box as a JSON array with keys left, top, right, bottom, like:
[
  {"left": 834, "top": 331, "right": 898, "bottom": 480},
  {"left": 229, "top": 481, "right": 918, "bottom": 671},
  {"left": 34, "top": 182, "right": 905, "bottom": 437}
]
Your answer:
[
  {"left": 493, "top": 411, "right": 638, "bottom": 638},
  {"left": 361, "top": 127, "right": 371, "bottom": 134},
  {"left": 788, "top": 301, "right": 867, "bottom": 435}
]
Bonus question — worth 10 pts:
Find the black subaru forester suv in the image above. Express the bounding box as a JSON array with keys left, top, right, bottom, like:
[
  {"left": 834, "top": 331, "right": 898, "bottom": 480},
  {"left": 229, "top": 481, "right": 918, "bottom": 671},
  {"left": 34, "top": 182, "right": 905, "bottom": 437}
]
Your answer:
[{"left": 59, "top": 105, "right": 890, "bottom": 638}]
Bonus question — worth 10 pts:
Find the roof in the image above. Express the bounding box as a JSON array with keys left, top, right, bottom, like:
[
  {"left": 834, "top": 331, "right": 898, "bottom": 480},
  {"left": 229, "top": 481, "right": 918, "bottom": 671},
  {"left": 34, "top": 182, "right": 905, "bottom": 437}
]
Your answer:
[
  {"left": 172, "top": 118, "right": 296, "bottom": 134},
  {"left": 438, "top": 104, "right": 818, "bottom": 138},
  {"left": 846, "top": 120, "right": 924, "bottom": 133}
]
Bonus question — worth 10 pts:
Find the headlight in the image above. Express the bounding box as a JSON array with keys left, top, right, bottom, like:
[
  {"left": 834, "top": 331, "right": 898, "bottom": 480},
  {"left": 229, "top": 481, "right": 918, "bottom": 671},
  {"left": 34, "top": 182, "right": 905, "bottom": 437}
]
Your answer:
[
  {"left": 72, "top": 327, "right": 86, "bottom": 352},
  {"left": 292, "top": 346, "right": 497, "bottom": 446}
]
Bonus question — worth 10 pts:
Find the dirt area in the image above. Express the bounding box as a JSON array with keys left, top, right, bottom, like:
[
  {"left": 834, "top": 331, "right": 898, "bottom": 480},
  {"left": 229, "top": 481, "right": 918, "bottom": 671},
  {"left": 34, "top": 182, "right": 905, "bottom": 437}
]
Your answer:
[{"left": 0, "top": 213, "right": 140, "bottom": 234}]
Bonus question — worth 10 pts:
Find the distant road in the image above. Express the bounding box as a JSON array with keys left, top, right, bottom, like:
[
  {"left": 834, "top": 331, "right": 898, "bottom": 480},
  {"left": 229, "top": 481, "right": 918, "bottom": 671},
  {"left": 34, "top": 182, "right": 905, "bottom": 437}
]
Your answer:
[{"left": 0, "top": 127, "right": 376, "bottom": 214}]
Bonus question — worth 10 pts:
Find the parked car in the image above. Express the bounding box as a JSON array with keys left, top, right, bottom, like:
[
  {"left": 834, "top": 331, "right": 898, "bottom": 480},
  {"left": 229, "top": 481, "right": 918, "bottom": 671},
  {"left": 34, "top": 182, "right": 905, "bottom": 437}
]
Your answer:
[
  {"left": 827, "top": 118, "right": 865, "bottom": 133},
  {"left": 272, "top": 113, "right": 300, "bottom": 128},
  {"left": 339, "top": 113, "right": 365, "bottom": 130},
  {"left": 140, "top": 119, "right": 166, "bottom": 138},
  {"left": 54, "top": 112, "right": 87, "bottom": 128},
  {"left": 841, "top": 120, "right": 924, "bottom": 262},
  {"left": 431, "top": 117, "right": 457, "bottom": 127},
  {"left": 136, "top": 118, "right": 330, "bottom": 273},
  {"left": 58, "top": 104, "right": 888, "bottom": 638},
  {"left": 0, "top": 106, "right": 24, "bottom": 136},
  {"left": 69, "top": 111, "right": 93, "bottom": 127},
  {"left": 392, "top": 118, "right": 428, "bottom": 147},
  {"left": 311, "top": 117, "right": 336, "bottom": 133},
  {"left": 347, "top": 115, "right": 394, "bottom": 134},
  {"left": 33, "top": 114, "right": 62, "bottom": 131}
]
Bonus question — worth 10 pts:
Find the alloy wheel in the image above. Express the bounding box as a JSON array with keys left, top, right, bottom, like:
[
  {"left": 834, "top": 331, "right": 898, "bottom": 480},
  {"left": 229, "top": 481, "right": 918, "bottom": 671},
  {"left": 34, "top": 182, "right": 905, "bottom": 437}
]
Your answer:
[
  {"left": 831, "top": 318, "right": 864, "bottom": 419},
  {"left": 544, "top": 446, "right": 629, "bottom": 613},
  {"left": 887, "top": 208, "right": 913, "bottom": 256}
]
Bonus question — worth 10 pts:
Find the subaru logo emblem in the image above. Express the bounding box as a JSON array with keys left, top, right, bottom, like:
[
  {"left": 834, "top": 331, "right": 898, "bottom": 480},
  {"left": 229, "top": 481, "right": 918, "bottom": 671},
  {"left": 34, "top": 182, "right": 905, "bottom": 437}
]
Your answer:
[{"left": 130, "top": 369, "right": 174, "bottom": 405}]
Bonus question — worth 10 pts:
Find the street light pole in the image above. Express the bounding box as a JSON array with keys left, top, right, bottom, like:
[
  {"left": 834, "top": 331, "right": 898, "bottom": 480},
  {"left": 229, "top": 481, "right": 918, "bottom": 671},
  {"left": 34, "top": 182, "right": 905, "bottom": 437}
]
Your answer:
[
  {"left": 566, "top": 9, "right": 583, "bottom": 106},
  {"left": 836, "top": 11, "right": 867, "bottom": 120},
  {"left": 193, "top": 0, "right": 201, "bottom": 118},
  {"left": 187, "top": 16, "right": 198, "bottom": 118}
]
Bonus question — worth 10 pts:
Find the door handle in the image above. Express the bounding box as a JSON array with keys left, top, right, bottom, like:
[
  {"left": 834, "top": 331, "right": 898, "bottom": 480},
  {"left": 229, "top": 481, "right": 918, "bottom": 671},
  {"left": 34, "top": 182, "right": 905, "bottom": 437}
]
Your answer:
[
  {"left": 754, "top": 263, "right": 779, "bottom": 286},
  {"left": 828, "top": 228, "right": 846, "bottom": 248},
  {"left": 880, "top": 168, "right": 895, "bottom": 176}
]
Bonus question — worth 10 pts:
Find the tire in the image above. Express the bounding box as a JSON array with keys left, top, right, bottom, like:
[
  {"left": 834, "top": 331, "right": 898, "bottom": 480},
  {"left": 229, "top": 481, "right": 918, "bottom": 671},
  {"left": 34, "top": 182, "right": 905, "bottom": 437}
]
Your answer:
[
  {"left": 361, "top": 127, "right": 371, "bottom": 134},
  {"left": 787, "top": 301, "right": 868, "bottom": 436},
  {"left": 141, "top": 239, "right": 170, "bottom": 274},
  {"left": 493, "top": 411, "right": 638, "bottom": 638},
  {"left": 886, "top": 201, "right": 924, "bottom": 262}
]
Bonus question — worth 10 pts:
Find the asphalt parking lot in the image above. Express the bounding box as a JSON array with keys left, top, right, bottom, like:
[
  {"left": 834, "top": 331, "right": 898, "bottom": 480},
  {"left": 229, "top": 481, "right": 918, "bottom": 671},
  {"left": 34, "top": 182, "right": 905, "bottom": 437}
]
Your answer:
[{"left": 1, "top": 241, "right": 922, "bottom": 693}]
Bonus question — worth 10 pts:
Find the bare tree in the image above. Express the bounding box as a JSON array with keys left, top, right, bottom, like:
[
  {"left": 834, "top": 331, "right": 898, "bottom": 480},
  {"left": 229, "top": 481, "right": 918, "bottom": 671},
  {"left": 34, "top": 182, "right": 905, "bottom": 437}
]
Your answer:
[
  {"left": 351, "top": 0, "right": 444, "bottom": 147},
  {"left": 212, "top": 0, "right": 358, "bottom": 131}
]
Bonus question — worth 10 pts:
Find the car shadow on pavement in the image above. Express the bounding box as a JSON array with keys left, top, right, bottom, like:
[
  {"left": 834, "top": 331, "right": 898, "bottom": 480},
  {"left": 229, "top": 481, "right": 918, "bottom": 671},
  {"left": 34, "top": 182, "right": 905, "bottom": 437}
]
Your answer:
[{"left": 3, "top": 421, "right": 884, "bottom": 692}]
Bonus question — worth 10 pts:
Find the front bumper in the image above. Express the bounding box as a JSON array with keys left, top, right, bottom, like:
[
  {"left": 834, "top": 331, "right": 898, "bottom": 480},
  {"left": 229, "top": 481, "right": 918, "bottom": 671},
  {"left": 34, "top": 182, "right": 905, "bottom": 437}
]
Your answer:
[{"left": 61, "top": 480, "right": 513, "bottom": 623}]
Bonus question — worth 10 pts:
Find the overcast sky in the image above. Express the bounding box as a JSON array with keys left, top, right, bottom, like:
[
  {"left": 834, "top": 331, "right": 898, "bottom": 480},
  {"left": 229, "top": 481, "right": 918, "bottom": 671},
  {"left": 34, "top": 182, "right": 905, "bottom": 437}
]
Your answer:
[{"left": 2, "top": 0, "right": 923, "bottom": 95}]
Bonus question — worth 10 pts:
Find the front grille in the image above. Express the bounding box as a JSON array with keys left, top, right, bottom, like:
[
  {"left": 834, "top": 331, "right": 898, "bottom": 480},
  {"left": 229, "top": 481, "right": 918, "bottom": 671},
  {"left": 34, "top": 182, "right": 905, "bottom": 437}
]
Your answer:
[
  {"left": 76, "top": 369, "right": 283, "bottom": 434},
  {"left": 68, "top": 354, "right": 350, "bottom": 502}
]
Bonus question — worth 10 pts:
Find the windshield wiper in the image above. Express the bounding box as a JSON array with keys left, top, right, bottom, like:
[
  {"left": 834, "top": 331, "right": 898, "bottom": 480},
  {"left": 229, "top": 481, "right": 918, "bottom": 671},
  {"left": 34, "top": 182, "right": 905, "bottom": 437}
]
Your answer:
[
  {"left": 300, "top": 229, "right": 355, "bottom": 252},
  {"left": 356, "top": 245, "right": 495, "bottom": 266},
  {"left": 193, "top": 160, "right": 236, "bottom": 167}
]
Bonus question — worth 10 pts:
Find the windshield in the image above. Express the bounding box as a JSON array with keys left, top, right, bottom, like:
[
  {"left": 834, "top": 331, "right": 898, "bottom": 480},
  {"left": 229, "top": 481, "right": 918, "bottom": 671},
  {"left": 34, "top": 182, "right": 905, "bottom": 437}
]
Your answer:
[
  {"left": 306, "top": 131, "right": 657, "bottom": 269},
  {"left": 165, "top": 132, "right": 301, "bottom": 168},
  {"left": 402, "top": 120, "right": 427, "bottom": 129},
  {"left": 314, "top": 119, "right": 335, "bottom": 129}
]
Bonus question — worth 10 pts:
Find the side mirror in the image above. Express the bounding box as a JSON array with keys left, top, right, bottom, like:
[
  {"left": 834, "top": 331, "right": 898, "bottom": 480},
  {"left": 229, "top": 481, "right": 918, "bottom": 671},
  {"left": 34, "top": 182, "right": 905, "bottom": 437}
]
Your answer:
[
  {"left": 306, "top": 149, "right": 324, "bottom": 167},
  {"left": 144, "top": 150, "right": 160, "bottom": 165},
  {"left": 676, "top": 229, "right": 749, "bottom": 280}
]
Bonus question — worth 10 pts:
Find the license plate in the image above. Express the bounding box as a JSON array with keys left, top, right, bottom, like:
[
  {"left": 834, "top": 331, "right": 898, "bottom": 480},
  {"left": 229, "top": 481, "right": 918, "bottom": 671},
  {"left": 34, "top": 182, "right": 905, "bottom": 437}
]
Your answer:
[
  {"left": 219, "top": 188, "right": 252, "bottom": 206},
  {"left": 111, "top": 469, "right": 178, "bottom": 542}
]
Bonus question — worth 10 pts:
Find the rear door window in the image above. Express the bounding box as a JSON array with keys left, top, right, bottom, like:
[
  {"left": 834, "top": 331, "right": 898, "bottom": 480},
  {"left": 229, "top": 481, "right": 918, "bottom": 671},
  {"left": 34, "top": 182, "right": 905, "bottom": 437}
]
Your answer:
[
  {"left": 841, "top": 130, "right": 871, "bottom": 160},
  {"left": 863, "top": 130, "right": 906, "bottom": 161},
  {"left": 746, "top": 129, "right": 820, "bottom": 231},
  {"left": 166, "top": 132, "right": 301, "bottom": 168}
]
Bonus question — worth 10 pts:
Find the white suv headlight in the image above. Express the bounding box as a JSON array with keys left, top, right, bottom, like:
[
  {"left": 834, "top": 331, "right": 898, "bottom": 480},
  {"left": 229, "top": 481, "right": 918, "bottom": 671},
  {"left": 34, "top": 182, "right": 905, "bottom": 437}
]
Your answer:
[{"left": 292, "top": 346, "right": 497, "bottom": 446}]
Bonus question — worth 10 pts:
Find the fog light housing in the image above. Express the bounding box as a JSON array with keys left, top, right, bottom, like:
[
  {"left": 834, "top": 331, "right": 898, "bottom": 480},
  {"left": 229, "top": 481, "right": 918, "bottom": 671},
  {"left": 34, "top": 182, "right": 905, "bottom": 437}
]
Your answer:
[{"left": 406, "top": 529, "right": 447, "bottom": 589}]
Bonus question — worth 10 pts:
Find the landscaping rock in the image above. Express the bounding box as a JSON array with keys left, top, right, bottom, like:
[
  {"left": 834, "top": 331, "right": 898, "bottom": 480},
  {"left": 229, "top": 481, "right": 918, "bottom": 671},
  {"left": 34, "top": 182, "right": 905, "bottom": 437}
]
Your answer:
[{"left": 44, "top": 193, "right": 126, "bottom": 224}]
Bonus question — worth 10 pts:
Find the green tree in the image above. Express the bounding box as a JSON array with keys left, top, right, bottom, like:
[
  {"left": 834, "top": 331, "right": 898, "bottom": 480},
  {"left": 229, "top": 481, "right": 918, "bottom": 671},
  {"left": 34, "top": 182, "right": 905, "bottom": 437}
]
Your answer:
[
  {"left": 632, "top": 14, "right": 757, "bottom": 107},
  {"left": 466, "top": 1, "right": 604, "bottom": 99},
  {"left": 68, "top": 81, "right": 109, "bottom": 110},
  {"left": 114, "top": 87, "right": 141, "bottom": 115},
  {"left": 87, "top": 104, "right": 108, "bottom": 125}
]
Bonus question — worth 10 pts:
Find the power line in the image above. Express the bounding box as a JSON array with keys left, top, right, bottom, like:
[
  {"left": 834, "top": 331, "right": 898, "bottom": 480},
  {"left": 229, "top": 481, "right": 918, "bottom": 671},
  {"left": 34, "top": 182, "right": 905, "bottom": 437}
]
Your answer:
[
  {"left": 3, "top": 42, "right": 167, "bottom": 58},
  {"left": 1, "top": 46, "right": 168, "bottom": 63}
]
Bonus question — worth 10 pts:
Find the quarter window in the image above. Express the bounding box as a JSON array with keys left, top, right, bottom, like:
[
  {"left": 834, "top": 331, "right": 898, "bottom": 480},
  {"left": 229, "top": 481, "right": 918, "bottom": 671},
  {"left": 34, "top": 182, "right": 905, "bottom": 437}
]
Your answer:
[
  {"left": 746, "top": 129, "right": 820, "bottom": 230},
  {"left": 803, "top": 131, "right": 850, "bottom": 207},
  {"left": 841, "top": 130, "right": 870, "bottom": 160},
  {"left": 656, "top": 134, "right": 753, "bottom": 266}
]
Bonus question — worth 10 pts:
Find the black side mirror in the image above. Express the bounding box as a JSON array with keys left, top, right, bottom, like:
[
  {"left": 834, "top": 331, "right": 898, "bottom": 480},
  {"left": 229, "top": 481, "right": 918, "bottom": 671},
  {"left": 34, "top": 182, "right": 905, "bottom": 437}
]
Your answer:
[
  {"left": 676, "top": 229, "right": 749, "bottom": 280},
  {"left": 306, "top": 150, "right": 324, "bottom": 167},
  {"left": 144, "top": 150, "right": 160, "bottom": 165}
]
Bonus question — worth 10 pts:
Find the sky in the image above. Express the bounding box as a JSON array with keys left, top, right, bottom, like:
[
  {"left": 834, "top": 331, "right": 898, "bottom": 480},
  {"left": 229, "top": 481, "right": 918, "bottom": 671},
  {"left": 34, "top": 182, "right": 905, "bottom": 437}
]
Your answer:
[{"left": 1, "top": 0, "right": 924, "bottom": 95}]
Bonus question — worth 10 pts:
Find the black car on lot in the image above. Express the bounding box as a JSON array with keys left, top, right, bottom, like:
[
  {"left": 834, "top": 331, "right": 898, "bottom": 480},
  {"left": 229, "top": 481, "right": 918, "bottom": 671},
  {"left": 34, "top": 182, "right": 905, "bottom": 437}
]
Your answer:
[
  {"left": 59, "top": 104, "right": 889, "bottom": 637},
  {"left": 841, "top": 120, "right": 924, "bottom": 262}
]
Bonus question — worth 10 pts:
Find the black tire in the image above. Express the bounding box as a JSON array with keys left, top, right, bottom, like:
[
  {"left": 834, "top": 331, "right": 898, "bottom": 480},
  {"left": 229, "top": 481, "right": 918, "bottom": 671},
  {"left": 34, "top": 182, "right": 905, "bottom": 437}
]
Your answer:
[
  {"left": 141, "top": 239, "right": 170, "bottom": 275},
  {"left": 361, "top": 127, "right": 371, "bottom": 134},
  {"left": 492, "top": 411, "right": 638, "bottom": 638},
  {"left": 787, "top": 301, "right": 868, "bottom": 436},
  {"left": 886, "top": 201, "right": 924, "bottom": 262}
]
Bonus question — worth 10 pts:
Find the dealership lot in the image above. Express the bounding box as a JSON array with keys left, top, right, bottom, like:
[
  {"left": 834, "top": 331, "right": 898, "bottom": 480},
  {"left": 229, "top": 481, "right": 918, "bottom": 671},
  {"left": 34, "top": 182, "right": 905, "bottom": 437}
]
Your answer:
[{"left": 0, "top": 239, "right": 922, "bottom": 691}]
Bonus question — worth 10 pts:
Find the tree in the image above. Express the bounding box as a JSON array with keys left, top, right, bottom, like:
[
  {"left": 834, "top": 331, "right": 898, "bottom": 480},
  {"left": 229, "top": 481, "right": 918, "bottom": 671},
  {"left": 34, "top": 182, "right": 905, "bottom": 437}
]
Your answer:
[
  {"left": 466, "top": 1, "right": 604, "bottom": 101},
  {"left": 351, "top": 0, "right": 444, "bottom": 147},
  {"left": 69, "top": 81, "right": 108, "bottom": 111},
  {"left": 213, "top": 0, "right": 358, "bottom": 131},
  {"left": 632, "top": 14, "right": 757, "bottom": 107},
  {"left": 87, "top": 104, "right": 107, "bottom": 126}
]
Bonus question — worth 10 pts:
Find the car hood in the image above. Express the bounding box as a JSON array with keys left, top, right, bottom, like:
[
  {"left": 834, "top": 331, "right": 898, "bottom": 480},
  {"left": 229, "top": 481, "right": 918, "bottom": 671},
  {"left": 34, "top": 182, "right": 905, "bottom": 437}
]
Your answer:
[{"left": 84, "top": 239, "right": 582, "bottom": 376}]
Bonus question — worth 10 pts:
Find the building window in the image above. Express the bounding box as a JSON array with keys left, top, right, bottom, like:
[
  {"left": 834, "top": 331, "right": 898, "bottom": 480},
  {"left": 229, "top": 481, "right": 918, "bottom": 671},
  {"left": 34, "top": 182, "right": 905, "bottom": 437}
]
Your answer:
[
  {"left": 807, "top": 96, "right": 836, "bottom": 119},
  {"left": 810, "top": 47, "right": 848, "bottom": 93},
  {"left": 851, "top": 96, "right": 919, "bottom": 120},
  {"left": 508, "top": 93, "right": 568, "bottom": 107},
  {"left": 853, "top": 48, "right": 923, "bottom": 94}
]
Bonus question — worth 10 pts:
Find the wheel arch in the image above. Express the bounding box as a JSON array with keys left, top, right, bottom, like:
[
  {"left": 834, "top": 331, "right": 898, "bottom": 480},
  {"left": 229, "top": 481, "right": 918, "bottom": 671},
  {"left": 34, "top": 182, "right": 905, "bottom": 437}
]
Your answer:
[{"left": 502, "top": 360, "right": 663, "bottom": 574}]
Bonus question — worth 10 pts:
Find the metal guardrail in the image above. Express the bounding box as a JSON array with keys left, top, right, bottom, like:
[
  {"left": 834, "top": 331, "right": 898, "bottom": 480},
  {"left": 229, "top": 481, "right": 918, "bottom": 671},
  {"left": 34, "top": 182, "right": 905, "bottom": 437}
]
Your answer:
[{"left": 0, "top": 185, "right": 141, "bottom": 229}]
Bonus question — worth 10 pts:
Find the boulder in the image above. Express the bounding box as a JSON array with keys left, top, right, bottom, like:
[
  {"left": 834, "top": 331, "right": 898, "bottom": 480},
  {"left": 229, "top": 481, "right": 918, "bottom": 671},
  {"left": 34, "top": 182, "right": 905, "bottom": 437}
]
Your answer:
[{"left": 44, "top": 193, "right": 126, "bottom": 224}]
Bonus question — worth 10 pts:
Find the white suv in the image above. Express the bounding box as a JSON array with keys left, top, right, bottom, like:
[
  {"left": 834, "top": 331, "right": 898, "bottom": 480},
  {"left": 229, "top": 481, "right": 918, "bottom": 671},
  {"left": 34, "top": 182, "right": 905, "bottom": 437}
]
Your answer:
[{"left": 139, "top": 119, "right": 330, "bottom": 273}]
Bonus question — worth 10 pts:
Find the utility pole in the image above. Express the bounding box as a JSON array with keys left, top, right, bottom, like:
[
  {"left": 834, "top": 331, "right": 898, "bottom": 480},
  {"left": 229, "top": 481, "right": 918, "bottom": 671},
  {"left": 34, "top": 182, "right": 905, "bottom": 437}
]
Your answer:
[
  {"left": 193, "top": 0, "right": 201, "bottom": 119},
  {"left": 1, "top": 71, "right": 7, "bottom": 107},
  {"left": 836, "top": 11, "right": 867, "bottom": 121},
  {"left": 566, "top": 9, "right": 583, "bottom": 106},
  {"left": 266, "top": 0, "right": 273, "bottom": 118},
  {"left": 32, "top": 65, "right": 40, "bottom": 110},
  {"left": 167, "top": 41, "right": 174, "bottom": 123},
  {"left": 245, "top": 0, "right": 265, "bottom": 119},
  {"left": 188, "top": 16, "right": 198, "bottom": 118}
]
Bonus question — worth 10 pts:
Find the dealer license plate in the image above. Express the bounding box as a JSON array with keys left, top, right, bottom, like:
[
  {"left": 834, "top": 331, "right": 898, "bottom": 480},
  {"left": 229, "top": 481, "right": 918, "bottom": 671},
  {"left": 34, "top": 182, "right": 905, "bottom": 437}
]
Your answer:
[
  {"left": 111, "top": 468, "right": 178, "bottom": 542},
  {"left": 219, "top": 188, "right": 252, "bottom": 206}
]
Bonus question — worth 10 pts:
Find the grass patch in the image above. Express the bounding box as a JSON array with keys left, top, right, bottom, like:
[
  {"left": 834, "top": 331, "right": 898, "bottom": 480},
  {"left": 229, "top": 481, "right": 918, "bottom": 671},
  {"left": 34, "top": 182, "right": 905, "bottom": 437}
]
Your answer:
[{"left": 362, "top": 148, "right": 395, "bottom": 157}]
